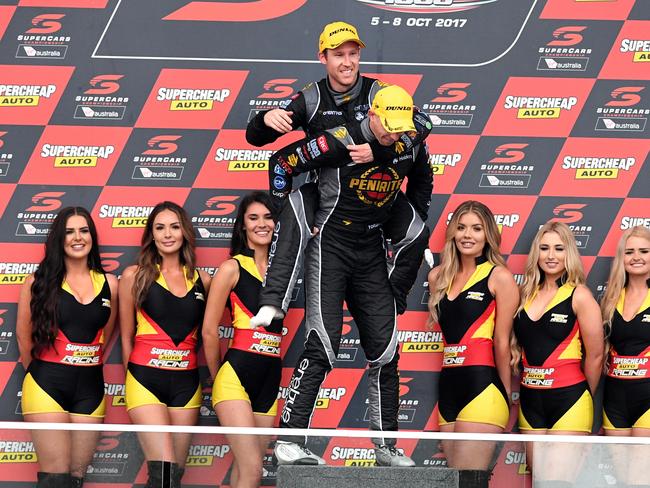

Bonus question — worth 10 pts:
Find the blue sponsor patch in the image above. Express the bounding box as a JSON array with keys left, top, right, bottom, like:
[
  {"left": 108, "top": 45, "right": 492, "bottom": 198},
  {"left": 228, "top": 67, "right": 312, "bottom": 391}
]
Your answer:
[
  {"left": 274, "top": 164, "right": 286, "bottom": 176},
  {"left": 273, "top": 175, "right": 287, "bottom": 190}
]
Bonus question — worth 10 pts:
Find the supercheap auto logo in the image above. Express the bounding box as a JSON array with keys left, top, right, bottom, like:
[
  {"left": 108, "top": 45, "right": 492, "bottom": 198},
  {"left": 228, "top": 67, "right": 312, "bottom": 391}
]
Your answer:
[
  {"left": 0, "top": 83, "right": 56, "bottom": 108},
  {"left": 398, "top": 330, "right": 443, "bottom": 353},
  {"left": 157, "top": 87, "right": 231, "bottom": 111},
  {"left": 214, "top": 147, "right": 273, "bottom": 172},
  {"left": 40, "top": 143, "right": 115, "bottom": 168},
  {"left": 329, "top": 446, "right": 377, "bottom": 467},
  {"left": 356, "top": 0, "right": 498, "bottom": 14},
  {"left": 445, "top": 210, "right": 521, "bottom": 232},
  {"left": 504, "top": 95, "right": 578, "bottom": 119},
  {"left": 600, "top": 22, "right": 650, "bottom": 80},
  {"left": 596, "top": 86, "right": 649, "bottom": 133},
  {"left": 16, "top": 14, "right": 70, "bottom": 59},
  {"left": 428, "top": 151, "right": 462, "bottom": 175},
  {"left": 0, "top": 441, "right": 37, "bottom": 463},
  {"left": 537, "top": 25, "right": 592, "bottom": 72},
  {"left": 98, "top": 204, "right": 153, "bottom": 228},
  {"left": 560, "top": 154, "right": 635, "bottom": 180},
  {"left": 75, "top": 75, "right": 128, "bottom": 121},
  {"left": 423, "top": 82, "right": 476, "bottom": 129},
  {"left": 104, "top": 382, "right": 125, "bottom": 407},
  {"left": 247, "top": 78, "right": 297, "bottom": 121},
  {"left": 504, "top": 449, "right": 529, "bottom": 475},
  {"left": 185, "top": 444, "right": 230, "bottom": 467},
  {"left": 277, "top": 385, "right": 348, "bottom": 411},
  {"left": 0, "top": 262, "right": 38, "bottom": 285},
  {"left": 620, "top": 38, "right": 650, "bottom": 63}
]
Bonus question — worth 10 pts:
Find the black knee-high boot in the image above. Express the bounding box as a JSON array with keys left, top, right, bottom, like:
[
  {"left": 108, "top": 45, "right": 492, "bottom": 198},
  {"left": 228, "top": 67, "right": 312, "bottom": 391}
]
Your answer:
[
  {"left": 171, "top": 465, "right": 184, "bottom": 488},
  {"left": 36, "top": 472, "right": 73, "bottom": 488},
  {"left": 458, "top": 470, "right": 490, "bottom": 488},
  {"left": 144, "top": 461, "right": 176, "bottom": 488},
  {"left": 71, "top": 476, "right": 84, "bottom": 488}
]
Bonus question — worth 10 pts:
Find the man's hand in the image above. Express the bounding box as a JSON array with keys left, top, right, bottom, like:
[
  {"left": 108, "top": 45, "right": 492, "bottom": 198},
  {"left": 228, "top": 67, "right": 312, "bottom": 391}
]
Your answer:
[
  {"left": 263, "top": 109, "right": 294, "bottom": 133},
  {"left": 347, "top": 143, "right": 373, "bottom": 164}
]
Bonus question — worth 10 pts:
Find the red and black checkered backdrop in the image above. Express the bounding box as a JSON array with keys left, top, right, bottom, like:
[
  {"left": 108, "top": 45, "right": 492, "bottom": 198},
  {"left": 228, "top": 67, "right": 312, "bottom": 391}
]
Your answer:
[{"left": 0, "top": 0, "right": 648, "bottom": 486}]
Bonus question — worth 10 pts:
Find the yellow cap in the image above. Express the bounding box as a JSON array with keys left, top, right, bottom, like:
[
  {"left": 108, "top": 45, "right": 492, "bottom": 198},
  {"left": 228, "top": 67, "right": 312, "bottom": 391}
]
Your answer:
[
  {"left": 318, "top": 21, "right": 366, "bottom": 53},
  {"left": 371, "top": 85, "right": 416, "bottom": 133}
]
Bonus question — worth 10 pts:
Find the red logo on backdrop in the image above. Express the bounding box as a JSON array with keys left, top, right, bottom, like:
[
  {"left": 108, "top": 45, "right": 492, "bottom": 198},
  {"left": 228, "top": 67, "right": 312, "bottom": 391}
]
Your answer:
[
  {"left": 0, "top": 65, "right": 74, "bottom": 126},
  {"left": 600, "top": 21, "right": 650, "bottom": 80},
  {"left": 27, "top": 192, "right": 64, "bottom": 211},
  {"left": 0, "top": 308, "right": 6, "bottom": 327},
  {"left": 551, "top": 203, "right": 586, "bottom": 223},
  {"left": 431, "top": 83, "right": 471, "bottom": 103},
  {"left": 143, "top": 135, "right": 182, "bottom": 156},
  {"left": 135, "top": 69, "right": 248, "bottom": 129},
  {"left": 547, "top": 26, "right": 586, "bottom": 46},
  {"left": 489, "top": 143, "right": 529, "bottom": 163},
  {"left": 365, "top": 73, "right": 423, "bottom": 96},
  {"left": 19, "top": 0, "right": 109, "bottom": 7},
  {"left": 164, "top": 0, "right": 307, "bottom": 21},
  {"left": 483, "top": 77, "right": 594, "bottom": 137},
  {"left": 100, "top": 252, "right": 123, "bottom": 273},
  {"left": 85, "top": 75, "right": 124, "bottom": 95},
  {"left": 27, "top": 13, "right": 64, "bottom": 34},
  {"left": 201, "top": 196, "right": 238, "bottom": 216},
  {"left": 19, "top": 126, "right": 130, "bottom": 186},
  {"left": 0, "top": 132, "right": 6, "bottom": 150},
  {"left": 399, "top": 377, "right": 414, "bottom": 397},
  {"left": 606, "top": 86, "right": 644, "bottom": 107},
  {"left": 258, "top": 79, "right": 297, "bottom": 99}
]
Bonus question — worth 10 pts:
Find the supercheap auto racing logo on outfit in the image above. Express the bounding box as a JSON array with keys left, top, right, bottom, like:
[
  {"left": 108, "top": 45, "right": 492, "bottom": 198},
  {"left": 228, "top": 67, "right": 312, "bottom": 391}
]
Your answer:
[
  {"left": 20, "top": 126, "right": 130, "bottom": 186},
  {"left": 0, "top": 65, "right": 73, "bottom": 125},
  {"left": 541, "top": 138, "right": 648, "bottom": 197},
  {"left": 136, "top": 69, "right": 248, "bottom": 129},
  {"left": 15, "top": 13, "right": 70, "bottom": 60},
  {"left": 600, "top": 21, "right": 650, "bottom": 80},
  {"left": 484, "top": 77, "right": 594, "bottom": 137}
]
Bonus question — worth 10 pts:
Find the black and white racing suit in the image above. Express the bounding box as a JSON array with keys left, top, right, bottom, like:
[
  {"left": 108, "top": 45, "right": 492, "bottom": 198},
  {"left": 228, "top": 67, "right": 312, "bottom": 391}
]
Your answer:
[
  {"left": 246, "top": 75, "right": 432, "bottom": 314},
  {"left": 266, "top": 117, "right": 432, "bottom": 445}
]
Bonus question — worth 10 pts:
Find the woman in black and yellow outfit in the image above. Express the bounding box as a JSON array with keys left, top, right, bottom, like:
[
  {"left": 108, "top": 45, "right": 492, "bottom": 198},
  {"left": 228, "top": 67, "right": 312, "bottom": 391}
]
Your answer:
[
  {"left": 428, "top": 200, "right": 519, "bottom": 488},
  {"left": 202, "top": 191, "right": 280, "bottom": 488},
  {"left": 512, "top": 221, "right": 603, "bottom": 486},
  {"left": 601, "top": 225, "right": 650, "bottom": 487},
  {"left": 119, "top": 201, "right": 210, "bottom": 488},
  {"left": 17, "top": 207, "right": 118, "bottom": 488}
]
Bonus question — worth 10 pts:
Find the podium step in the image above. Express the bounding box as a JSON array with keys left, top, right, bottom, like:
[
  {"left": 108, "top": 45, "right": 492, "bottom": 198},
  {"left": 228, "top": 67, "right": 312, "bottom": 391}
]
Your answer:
[{"left": 277, "top": 466, "right": 458, "bottom": 488}]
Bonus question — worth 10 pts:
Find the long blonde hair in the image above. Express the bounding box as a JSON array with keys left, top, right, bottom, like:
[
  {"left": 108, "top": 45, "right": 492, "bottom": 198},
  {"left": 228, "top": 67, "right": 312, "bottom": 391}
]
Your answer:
[
  {"left": 511, "top": 221, "right": 586, "bottom": 374},
  {"left": 428, "top": 200, "right": 506, "bottom": 324},
  {"left": 601, "top": 226, "right": 650, "bottom": 328}
]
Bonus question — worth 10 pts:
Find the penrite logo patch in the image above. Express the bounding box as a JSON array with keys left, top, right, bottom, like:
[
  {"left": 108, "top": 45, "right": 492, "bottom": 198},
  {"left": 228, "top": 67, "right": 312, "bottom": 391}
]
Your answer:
[
  {"left": 16, "top": 13, "right": 70, "bottom": 59},
  {"left": 541, "top": 0, "right": 635, "bottom": 21},
  {"left": 349, "top": 166, "right": 403, "bottom": 207},
  {"left": 541, "top": 138, "right": 648, "bottom": 197},
  {"left": 20, "top": 126, "right": 130, "bottom": 186},
  {"left": 92, "top": 187, "right": 189, "bottom": 246},
  {"left": 356, "top": 0, "right": 498, "bottom": 14},
  {"left": 484, "top": 77, "right": 594, "bottom": 137},
  {"left": 194, "top": 130, "right": 300, "bottom": 190},
  {"left": 136, "top": 69, "right": 248, "bottom": 129},
  {"left": 599, "top": 199, "right": 650, "bottom": 256},
  {"left": 73, "top": 74, "right": 128, "bottom": 121},
  {"left": 0, "top": 65, "right": 73, "bottom": 125},
  {"left": 600, "top": 21, "right": 650, "bottom": 80}
]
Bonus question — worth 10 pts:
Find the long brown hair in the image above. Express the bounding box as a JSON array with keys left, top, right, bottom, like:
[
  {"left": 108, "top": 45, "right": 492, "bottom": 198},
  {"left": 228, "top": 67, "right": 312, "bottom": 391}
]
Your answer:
[
  {"left": 428, "top": 200, "right": 506, "bottom": 325},
  {"left": 133, "top": 201, "right": 196, "bottom": 306}
]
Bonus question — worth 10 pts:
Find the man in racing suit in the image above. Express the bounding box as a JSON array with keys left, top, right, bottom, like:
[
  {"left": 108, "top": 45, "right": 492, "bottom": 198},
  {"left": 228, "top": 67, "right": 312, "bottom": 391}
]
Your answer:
[
  {"left": 246, "top": 21, "right": 431, "bottom": 320},
  {"left": 268, "top": 86, "right": 432, "bottom": 467}
]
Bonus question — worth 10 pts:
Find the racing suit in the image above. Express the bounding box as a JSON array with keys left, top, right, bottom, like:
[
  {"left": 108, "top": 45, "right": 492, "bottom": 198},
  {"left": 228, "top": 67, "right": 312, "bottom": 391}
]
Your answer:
[
  {"left": 267, "top": 116, "right": 432, "bottom": 445},
  {"left": 246, "top": 75, "right": 432, "bottom": 314}
]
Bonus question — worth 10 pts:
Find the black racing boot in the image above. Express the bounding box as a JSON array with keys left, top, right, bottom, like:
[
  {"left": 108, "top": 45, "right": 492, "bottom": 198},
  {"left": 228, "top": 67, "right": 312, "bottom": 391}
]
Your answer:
[
  {"left": 458, "top": 470, "right": 490, "bottom": 488},
  {"left": 36, "top": 472, "right": 73, "bottom": 488},
  {"left": 144, "top": 461, "right": 174, "bottom": 488},
  {"left": 171, "top": 465, "right": 184, "bottom": 488},
  {"left": 71, "top": 476, "right": 84, "bottom": 488}
]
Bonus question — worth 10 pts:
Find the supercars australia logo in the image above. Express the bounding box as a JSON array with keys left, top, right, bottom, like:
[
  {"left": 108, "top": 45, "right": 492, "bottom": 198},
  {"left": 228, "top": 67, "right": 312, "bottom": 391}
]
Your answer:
[
  {"left": 16, "top": 14, "right": 70, "bottom": 59},
  {"left": 75, "top": 75, "right": 128, "bottom": 121},
  {"left": 596, "top": 86, "right": 648, "bottom": 133},
  {"left": 355, "top": 0, "right": 498, "bottom": 14}
]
